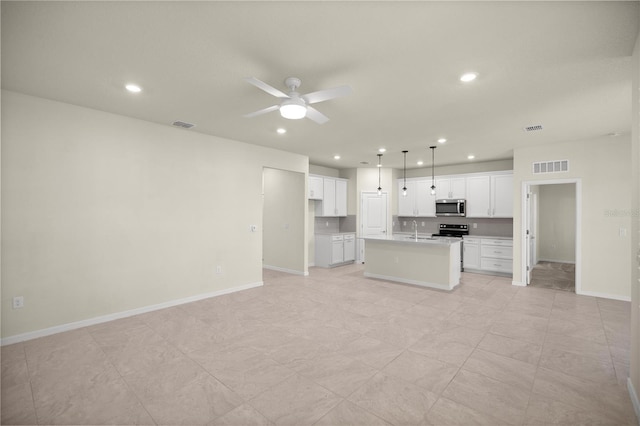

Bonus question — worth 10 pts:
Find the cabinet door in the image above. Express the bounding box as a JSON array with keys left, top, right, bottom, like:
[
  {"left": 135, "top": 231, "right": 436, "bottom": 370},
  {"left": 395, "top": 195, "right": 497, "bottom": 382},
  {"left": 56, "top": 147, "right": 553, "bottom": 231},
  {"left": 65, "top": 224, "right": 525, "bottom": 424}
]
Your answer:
[
  {"left": 308, "top": 176, "right": 324, "bottom": 200},
  {"left": 450, "top": 177, "right": 466, "bottom": 199},
  {"left": 415, "top": 179, "right": 435, "bottom": 217},
  {"left": 322, "top": 178, "right": 337, "bottom": 216},
  {"left": 331, "top": 240, "right": 344, "bottom": 264},
  {"left": 466, "top": 175, "right": 491, "bottom": 217},
  {"left": 335, "top": 179, "right": 347, "bottom": 217},
  {"left": 343, "top": 237, "right": 355, "bottom": 262},
  {"left": 463, "top": 242, "right": 481, "bottom": 269},
  {"left": 491, "top": 174, "right": 513, "bottom": 218},
  {"left": 435, "top": 178, "right": 450, "bottom": 199},
  {"left": 398, "top": 180, "right": 417, "bottom": 216}
]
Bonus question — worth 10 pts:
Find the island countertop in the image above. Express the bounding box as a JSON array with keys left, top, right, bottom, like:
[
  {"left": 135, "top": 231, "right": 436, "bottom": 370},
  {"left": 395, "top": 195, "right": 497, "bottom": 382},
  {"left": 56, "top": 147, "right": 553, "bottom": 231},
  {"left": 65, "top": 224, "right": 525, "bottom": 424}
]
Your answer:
[{"left": 364, "top": 234, "right": 461, "bottom": 246}]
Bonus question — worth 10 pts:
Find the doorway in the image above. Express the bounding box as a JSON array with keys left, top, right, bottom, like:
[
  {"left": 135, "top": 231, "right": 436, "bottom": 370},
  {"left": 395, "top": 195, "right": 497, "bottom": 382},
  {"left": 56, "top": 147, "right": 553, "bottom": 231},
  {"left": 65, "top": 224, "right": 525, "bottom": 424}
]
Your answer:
[
  {"left": 359, "top": 191, "right": 389, "bottom": 263},
  {"left": 522, "top": 179, "right": 581, "bottom": 293},
  {"left": 262, "top": 167, "right": 306, "bottom": 275}
]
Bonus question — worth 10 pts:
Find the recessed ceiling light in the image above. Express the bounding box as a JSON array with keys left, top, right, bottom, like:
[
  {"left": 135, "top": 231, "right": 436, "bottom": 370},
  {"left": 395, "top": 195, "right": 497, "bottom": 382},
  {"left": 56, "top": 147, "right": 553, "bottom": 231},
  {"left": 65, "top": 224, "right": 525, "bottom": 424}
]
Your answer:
[
  {"left": 276, "top": 128, "right": 286, "bottom": 134},
  {"left": 417, "top": 161, "right": 424, "bottom": 166},
  {"left": 378, "top": 148, "right": 386, "bottom": 153},
  {"left": 125, "top": 83, "right": 142, "bottom": 93},
  {"left": 334, "top": 155, "right": 341, "bottom": 160},
  {"left": 460, "top": 72, "right": 478, "bottom": 83},
  {"left": 360, "top": 161, "right": 369, "bottom": 165},
  {"left": 607, "top": 132, "right": 621, "bottom": 137},
  {"left": 467, "top": 155, "right": 475, "bottom": 160},
  {"left": 437, "top": 138, "right": 447, "bottom": 144}
]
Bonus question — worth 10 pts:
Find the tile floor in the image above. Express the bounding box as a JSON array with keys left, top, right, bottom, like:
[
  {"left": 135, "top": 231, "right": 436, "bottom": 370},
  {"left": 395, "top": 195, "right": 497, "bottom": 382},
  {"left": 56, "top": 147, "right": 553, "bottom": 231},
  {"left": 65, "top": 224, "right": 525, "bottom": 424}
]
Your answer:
[
  {"left": 528, "top": 261, "right": 576, "bottom": 292},
  {"left": 1, "top": 264, "right": 637, "bottom": 425}
]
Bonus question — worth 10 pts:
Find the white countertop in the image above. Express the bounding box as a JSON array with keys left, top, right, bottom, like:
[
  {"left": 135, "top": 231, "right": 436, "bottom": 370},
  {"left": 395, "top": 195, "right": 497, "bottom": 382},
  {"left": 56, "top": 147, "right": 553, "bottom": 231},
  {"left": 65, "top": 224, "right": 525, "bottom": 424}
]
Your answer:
[
  {"left": 364, "top": 234, "right": 461, "bottom": 246},
  {"left": 463, "top": 235, "right": 513, "bottom": 240}
]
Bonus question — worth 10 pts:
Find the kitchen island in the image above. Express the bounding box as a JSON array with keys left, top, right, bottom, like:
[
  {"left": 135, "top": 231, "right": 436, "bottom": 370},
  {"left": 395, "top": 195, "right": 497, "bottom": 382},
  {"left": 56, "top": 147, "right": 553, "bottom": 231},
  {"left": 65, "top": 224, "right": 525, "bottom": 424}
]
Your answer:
[{"left": 363, "top": 235, "right": 461, "bottom": 291}]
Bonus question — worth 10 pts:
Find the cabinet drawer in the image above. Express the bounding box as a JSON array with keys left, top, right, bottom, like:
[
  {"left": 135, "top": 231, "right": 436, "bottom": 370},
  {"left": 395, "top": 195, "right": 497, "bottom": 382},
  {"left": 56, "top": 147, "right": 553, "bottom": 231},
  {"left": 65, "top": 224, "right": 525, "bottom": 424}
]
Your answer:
[
  {"left": 463, "top": 237, "right": 481, "bottom": 245},
  {"left": 481, "top": 245, "right": 512, "bottom": 259},
  {"left": 332, "top": 235, "right": 344, "bottom": 242},
  {"left": 481, "top": 238, "right": 513, "bottom": 247},
  {"left": 480, "top": 258, "right": 513, "bottom": 273},
  {"left": 343, "top": 234, "right": 355, "bottom": 241}
]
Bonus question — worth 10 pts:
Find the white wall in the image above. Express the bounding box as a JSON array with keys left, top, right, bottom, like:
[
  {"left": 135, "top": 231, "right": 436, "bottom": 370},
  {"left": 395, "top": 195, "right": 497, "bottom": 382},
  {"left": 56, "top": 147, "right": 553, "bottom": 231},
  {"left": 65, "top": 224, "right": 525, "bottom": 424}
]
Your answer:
[
  {"left": 537, "top": 183, "right": 576, "bottom": 263},
  {"left": 1, "top": 91, "right": 308, "bottom": 340},
  {"left": 513, "top": 135, "right": 632, "bottom": 299},
  {"left": 262, "top": 168, "right": 306, "bottom": 274}
]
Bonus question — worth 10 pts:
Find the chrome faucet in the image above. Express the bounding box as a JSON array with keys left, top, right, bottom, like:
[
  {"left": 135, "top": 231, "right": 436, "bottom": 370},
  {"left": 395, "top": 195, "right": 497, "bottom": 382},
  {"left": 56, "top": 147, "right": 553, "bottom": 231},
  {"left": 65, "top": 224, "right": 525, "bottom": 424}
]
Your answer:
[{"left": 412, "top": 220, "right": 418, "bottom": 240}]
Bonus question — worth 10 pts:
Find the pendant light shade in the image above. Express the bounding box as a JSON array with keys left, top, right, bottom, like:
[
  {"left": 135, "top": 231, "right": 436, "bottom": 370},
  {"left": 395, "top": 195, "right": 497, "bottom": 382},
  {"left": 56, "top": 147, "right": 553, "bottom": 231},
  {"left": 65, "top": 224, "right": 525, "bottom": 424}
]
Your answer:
[
  {"left": 402, "top": 150, "right": 408, "bottom": 197},
  {"left": 377, "top": 153, "right": 383, "bottom": 196},
  {"left": 429, "top": 146, "right": 437, "bottom": 195}
]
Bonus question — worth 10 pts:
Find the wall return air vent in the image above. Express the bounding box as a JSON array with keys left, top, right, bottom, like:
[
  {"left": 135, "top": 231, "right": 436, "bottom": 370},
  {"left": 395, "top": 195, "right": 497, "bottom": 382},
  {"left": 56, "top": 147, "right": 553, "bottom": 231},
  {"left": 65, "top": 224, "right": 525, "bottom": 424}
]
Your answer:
[{"left": 533, "top": 159, "right": 569, "bottom": 174}]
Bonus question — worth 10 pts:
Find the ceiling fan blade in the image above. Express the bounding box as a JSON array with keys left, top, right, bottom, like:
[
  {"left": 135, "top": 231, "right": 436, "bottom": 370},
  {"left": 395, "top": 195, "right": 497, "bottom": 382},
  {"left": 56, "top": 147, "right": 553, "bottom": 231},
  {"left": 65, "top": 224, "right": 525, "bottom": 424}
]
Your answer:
[
  {"left": 243, "top": 105, "right": 280, "bottom": 118},
  {"left": 302, "top": 85, "right": 352, "bottom": 104},
  {"left": 305, "top": 106, "right": 329, "bottom": 124},
  {"left": 245, "top": 77, "right": 289, "bottom": 99}
]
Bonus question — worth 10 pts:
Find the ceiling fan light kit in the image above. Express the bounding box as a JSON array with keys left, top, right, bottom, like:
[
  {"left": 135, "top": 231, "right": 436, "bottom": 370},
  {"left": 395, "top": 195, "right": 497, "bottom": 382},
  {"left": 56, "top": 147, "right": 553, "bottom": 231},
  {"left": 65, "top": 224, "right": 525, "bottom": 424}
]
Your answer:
[{"left": 244, "top": 76, "right": 352, "bottom": 124}]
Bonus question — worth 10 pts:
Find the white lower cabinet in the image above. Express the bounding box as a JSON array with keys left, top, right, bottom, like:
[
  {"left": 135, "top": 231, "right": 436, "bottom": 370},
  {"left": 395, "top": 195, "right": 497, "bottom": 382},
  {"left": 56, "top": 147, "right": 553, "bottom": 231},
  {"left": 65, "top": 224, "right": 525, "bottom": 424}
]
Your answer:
[
  {"left": 462, "top": 237, "right": 481, "bottom": 270},
  {"left": 463, "top": 236, "right": 512, "bottom": 275},
  {"left": 315, "top": 233, "right": 356, "bottom": 268}
]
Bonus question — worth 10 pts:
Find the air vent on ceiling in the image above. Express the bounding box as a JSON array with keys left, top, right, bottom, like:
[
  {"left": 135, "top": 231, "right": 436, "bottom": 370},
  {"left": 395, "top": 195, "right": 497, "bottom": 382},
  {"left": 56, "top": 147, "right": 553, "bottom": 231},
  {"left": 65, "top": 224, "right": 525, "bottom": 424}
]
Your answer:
[
  {"left": 533, "top": 160, "right": 569, "bottom": 174},
  {"left": 172, "top": 120, "right": 196, "bottom": 129},
  {"left": 524, "top": 124, "right": 543, "bottom": 132}
]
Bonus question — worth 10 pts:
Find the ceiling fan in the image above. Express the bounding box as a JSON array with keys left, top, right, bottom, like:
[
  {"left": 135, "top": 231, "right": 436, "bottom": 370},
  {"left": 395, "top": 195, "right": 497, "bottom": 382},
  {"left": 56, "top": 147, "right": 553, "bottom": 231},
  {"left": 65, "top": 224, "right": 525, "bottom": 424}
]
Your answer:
[{"left": 243, "top": 76, "right": 352, "bottom": 124}]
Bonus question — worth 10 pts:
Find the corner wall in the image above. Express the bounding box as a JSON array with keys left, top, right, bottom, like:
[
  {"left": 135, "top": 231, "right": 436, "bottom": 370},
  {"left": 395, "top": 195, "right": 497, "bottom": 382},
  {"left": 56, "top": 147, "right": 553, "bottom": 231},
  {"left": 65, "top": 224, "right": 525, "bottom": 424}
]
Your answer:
[
  {"left": 513, "top": 136, "right": 632, "bottom": 300},
  {"left": 1, "top": 90, "right": 308, "bottom": 340}
]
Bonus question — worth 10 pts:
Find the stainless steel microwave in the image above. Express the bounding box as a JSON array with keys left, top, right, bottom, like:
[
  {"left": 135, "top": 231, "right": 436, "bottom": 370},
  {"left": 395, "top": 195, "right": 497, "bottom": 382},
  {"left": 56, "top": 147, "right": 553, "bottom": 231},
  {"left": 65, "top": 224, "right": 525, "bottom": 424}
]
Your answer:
[{"left": 435, "top": 199, "right": 466, "bottom": 217}]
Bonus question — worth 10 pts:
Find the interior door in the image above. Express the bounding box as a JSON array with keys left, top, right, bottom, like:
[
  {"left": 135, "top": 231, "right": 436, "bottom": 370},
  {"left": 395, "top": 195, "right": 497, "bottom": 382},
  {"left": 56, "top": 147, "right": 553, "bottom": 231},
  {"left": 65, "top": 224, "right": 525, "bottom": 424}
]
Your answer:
[
  {"left": 525, "top": 189, "right": 537, "bottom": 284},
  {"left": 361, "top": 192, "right": 388, "bottom": 237}
]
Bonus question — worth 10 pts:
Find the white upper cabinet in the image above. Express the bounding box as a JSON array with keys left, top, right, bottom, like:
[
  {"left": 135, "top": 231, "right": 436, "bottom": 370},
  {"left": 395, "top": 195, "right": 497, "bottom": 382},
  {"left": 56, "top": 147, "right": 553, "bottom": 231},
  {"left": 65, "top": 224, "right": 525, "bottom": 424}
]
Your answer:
[
  {"left": 308, "top": 175, "right": 324, "bottom": 200},
  {"left": 491, "top": 174, "right": 513, "bottom": 217},
  {"left": 398, "top": 180, "right": 417, "bottom": 216},
  {"left": 397, "top": 179, "right": 435, "bottom": 217},
  {"left": 315, "top": 176, "right": 348, "bottom": 217},
  {"left": 465, "top": 175, "right": 491, "bottom": 217},
  {"left": 435, "top": 177, "right": 465, "bottom": 199},
  {"left": 465, "top": 172, "right": 513, "bottom": 218}
]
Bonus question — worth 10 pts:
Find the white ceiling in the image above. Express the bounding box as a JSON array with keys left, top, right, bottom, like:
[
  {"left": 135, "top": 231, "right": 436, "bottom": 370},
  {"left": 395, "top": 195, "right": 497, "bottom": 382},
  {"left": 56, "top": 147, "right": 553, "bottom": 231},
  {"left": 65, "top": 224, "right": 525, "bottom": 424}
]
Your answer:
[{"left": 2, "top": 1, "right": 638, "bottom": 169}]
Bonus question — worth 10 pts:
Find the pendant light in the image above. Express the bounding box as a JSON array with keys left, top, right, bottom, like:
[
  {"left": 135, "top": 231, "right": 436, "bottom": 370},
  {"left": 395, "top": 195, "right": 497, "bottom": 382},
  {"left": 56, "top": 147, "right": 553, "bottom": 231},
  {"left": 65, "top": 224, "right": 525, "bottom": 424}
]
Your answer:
[
  {"left": 377, "top": 153, "right": 383, "bottom": 196},
  {"left": 429, "top": 146, "right": 437, "bottom": 195},
  {"left": 402, "top": 150, "right": 408, "bottom": 197}
]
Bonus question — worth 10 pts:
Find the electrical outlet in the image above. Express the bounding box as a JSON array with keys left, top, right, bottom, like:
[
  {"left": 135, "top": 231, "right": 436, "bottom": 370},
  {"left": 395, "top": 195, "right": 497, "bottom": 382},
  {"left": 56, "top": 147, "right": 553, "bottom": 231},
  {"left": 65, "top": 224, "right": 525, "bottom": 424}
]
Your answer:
[
  {"left": 12, "top": 296, "right": 24, "bottom": 309},
  {"left": 473, "top": 223, "right": 478, "bottom": 229},
  {"left": 325, "top": 221, "right": 329, "bottom": 227},
  {"left": 421, "top": 221, "right": 425, "bottom": 226},
  {"left": 216, "top": 266, "right": 222, "bottom": 274}
]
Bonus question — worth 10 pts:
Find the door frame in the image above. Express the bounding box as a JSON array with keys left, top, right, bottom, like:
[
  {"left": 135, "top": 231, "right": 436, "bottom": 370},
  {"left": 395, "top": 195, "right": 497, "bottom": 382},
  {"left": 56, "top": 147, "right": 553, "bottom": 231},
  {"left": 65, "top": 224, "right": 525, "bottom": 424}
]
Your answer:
[{"left": 520, "top": 178, "right": 582, "bottom": 293}]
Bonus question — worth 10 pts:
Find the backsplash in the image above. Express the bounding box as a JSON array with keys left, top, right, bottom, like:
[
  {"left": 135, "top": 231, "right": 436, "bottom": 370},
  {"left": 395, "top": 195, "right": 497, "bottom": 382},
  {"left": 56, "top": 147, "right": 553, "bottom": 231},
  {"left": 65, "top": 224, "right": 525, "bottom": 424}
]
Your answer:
[
  {"left": 393, "top": 216, "right": 513, "bottom": 237},
  {"left": 314, "top": 217, "right": 340, "bottom": 233},
  {"left": 339, "top": 215, "right": 357, "bottom": 232}
]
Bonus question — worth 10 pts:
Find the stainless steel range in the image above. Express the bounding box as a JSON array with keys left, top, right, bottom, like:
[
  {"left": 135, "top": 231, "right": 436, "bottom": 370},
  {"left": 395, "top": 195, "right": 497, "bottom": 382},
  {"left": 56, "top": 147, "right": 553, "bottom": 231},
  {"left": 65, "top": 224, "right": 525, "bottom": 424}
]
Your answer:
[{"left": 432, "top": 224, "right": 469, "bottom": 271}]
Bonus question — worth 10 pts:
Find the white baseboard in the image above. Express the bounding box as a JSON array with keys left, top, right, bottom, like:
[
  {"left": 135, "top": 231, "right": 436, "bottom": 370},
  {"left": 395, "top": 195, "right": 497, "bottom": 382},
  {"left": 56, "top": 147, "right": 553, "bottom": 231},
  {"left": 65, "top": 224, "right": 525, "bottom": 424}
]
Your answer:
[
  {"left": 511, "top": 280, "right": 526, "bottom": 287},
  {"left": 0, "top": 281, "right": 263, "bottom": 346},
  {"left": 263, "top": 264, "right": 308, "bottom": 276},
  {"left": 628, "top": 378, "right": 640, "bottom": 426},
  {"left": 576, "top": 289, "right": 631, "bottom": 302}
]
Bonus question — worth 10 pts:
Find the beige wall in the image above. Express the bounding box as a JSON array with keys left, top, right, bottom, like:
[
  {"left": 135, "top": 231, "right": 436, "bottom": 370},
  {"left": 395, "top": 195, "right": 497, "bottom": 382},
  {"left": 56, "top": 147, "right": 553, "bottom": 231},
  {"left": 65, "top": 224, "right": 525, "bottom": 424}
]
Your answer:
[
  {"left": 262, "top": 168, "right": 306, "bottom": 274},
  {"left": 1, "top": 91, "right": 308, "bottom": 340},
  {"left": 513, "top": 136, "right": 632, "bottom": 300},
  {"left": 406, "top": 158, "right": 513, "bottom": 179},
  {"left": 629, "top": 25, "right": 640, "bottom": 420},
  {"left": 537, "top": 183, "right": 576, "bottom": 263}
]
